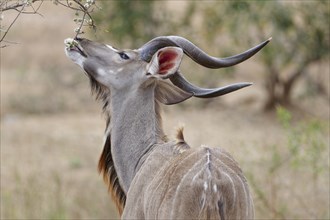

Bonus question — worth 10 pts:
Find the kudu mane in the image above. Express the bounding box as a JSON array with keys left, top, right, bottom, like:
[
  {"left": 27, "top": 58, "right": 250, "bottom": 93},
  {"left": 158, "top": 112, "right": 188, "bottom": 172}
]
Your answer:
[{"left": 86, "top": 76, "right": 124, "bottom": 213}]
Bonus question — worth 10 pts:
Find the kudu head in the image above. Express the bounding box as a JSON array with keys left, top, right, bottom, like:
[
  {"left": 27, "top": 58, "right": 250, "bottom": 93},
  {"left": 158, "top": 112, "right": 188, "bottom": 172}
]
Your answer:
[{"left": 65, "top": 36, "right": 271, "bottom": 104}]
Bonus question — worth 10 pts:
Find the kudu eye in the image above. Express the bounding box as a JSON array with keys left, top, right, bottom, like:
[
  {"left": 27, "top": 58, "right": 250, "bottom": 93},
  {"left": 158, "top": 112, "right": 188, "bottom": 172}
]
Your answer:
[{"left": 119, "top": 52, "right": 130, "bottom": 60}]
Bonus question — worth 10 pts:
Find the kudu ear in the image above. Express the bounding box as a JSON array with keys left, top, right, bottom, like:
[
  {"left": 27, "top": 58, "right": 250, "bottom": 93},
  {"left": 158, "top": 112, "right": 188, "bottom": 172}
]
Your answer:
[{"left": 146, "top": 47, "right": 183, "bottom": 79}]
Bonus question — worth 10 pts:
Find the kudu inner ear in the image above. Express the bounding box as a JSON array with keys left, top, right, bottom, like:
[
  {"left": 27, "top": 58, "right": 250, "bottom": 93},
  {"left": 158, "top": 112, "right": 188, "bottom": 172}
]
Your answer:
[{"left": 146, "top": 47, "right": 183, "bottom": 79}]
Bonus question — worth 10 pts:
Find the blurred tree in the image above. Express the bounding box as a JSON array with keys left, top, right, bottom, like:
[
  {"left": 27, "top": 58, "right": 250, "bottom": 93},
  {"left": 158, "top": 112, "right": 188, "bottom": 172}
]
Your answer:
[
  {"left": 93, "top": 0, "right": 171, "bottom": 48},
  {"left": 199, "top": 1, "right": 329, "bottom": 110}
]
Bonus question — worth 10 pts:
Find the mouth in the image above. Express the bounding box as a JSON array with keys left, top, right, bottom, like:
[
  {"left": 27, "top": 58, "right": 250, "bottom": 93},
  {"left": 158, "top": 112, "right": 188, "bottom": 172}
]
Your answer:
[{"left": 64, "top": 38, "right": 87, "bottom": 57}]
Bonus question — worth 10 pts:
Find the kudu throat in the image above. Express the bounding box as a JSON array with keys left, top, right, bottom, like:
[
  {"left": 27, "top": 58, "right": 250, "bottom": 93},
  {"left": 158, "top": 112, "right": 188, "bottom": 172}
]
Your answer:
[{"left": 109, "top": 84, "right": 165, "bottom": 192}]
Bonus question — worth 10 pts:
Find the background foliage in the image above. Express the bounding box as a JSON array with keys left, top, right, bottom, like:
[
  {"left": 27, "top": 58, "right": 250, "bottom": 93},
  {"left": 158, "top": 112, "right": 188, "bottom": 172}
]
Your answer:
[{"left": 93, "top": 0, "right": 329, "bottom": 110}]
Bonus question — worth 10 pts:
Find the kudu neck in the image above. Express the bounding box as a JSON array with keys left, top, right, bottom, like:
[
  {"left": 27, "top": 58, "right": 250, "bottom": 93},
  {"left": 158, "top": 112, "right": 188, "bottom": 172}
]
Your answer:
[{"left": 109, "top": 83, "right": 166, "bottom": 192}]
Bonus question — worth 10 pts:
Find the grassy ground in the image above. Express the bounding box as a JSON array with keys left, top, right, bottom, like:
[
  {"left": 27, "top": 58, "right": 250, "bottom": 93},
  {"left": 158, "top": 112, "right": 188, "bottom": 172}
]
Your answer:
[
  {"left": 1, "top": 2, "right": 329, "bottom": 219},
  {"left": 1, "top": 113, "right": 119, "bottom": 219},
  {"left": 1, "top": 106, "right": 329, "bottom": 219}
]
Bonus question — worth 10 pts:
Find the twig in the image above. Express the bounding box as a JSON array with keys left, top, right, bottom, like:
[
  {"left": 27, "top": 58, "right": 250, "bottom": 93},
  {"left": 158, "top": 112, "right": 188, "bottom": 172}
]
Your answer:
[
  {"left": 55, "top": 0, "right": 80, "bottom": 12},
  {"left": 1, "top": 2, "right": 26, "bottom": 12},
  {"left": 75, "top": 9, "right": 87, "bottom": 38},
  {"left": 1, "top": 0, "right": 40, "bottom": 12},
  {"left": 0, "top": 0, "right": 98, "bottom": 47},
  {"left": 0, "top": 2, "right": 27, "bottom": 46},
  {"left": 54, "top": 0, "right": 97, "bottom": 38},
  {"left": 0, "top": 0, "right": 45, "bottom": 47},
  {"left": 22, "top": 0, "right": 44, "bottom": 16}
]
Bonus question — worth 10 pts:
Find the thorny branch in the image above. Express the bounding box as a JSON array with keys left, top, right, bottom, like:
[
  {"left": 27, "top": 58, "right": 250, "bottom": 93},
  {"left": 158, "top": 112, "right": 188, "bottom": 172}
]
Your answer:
[{"left": 0, "top": 0, "right": 98, "bottom": 48}]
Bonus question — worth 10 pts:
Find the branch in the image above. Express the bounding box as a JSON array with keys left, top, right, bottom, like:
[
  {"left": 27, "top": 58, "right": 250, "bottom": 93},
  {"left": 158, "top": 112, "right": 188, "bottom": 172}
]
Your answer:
[
  {"left": 71, "top": 0, "right": 97, "bottom": 38},
  {"left": 52, "top": 0, "right": 97, "bottom": 38},
  {"left": 0, "top": 0, "right": 98, "bottom": 48},
  {"left": 1, "top": 2, "right": 27, "bottom": 46},
  {"left": 1, "top": 1, "right": 27, "bottom": 12},
  {"left": 1, "top": 0, "right": 41, "bottom": 12},
  {"left": 0, "top": 0, "right": 45, "bottom": 47}
]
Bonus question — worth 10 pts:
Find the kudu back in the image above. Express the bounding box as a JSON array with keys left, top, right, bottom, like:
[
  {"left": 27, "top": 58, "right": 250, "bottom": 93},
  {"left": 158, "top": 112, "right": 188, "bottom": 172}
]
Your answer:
[{"left": 65, "top": 36, "right": 270, "bottom": 219}]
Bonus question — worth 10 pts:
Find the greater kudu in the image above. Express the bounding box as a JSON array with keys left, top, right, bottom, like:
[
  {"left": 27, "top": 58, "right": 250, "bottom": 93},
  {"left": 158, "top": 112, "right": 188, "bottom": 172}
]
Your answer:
[{"left": 65, "top": 36, "right": 270, "bottom": 219}]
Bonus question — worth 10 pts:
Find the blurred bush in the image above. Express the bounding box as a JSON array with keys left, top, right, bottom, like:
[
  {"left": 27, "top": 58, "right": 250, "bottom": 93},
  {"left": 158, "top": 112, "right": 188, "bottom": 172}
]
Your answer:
[
  {"left": 93, "top": 0, "right": 171, "bottom": 48},
  {"left": 247, "top": 106, "right": 329, "bottom": 218}
]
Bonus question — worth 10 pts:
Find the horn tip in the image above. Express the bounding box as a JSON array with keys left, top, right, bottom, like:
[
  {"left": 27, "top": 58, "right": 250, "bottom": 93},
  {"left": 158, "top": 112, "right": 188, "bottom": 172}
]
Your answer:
[
  {"left": 242, "top": 82, "right": 253, "bottom": 87},
  {"left": 267, "top": 37, "right": 272, "bottom": 42},
  {"left": 235, "top": 82, "right": 253, "bottom": 90},
  {"left": 246, "top": 83, "right": 253, "bottom": 88}
]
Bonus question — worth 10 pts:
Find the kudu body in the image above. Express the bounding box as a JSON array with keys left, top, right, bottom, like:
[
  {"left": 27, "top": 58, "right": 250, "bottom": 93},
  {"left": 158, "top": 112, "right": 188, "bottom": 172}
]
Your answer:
[{"left": 65, "top": 36, "right": 270, "bottom": 219}]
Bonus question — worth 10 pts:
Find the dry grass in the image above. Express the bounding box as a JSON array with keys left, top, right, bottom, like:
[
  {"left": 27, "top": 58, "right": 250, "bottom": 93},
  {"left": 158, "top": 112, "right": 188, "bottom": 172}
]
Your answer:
[
  {"left": 1, "top": 114, "right": 119, "bottom": 219},
  {"left": 1, "top": 107, "right": 329, "bottom": 219},
  {"left": 1, "top": 2, "right": 329, "bottom": 219}
]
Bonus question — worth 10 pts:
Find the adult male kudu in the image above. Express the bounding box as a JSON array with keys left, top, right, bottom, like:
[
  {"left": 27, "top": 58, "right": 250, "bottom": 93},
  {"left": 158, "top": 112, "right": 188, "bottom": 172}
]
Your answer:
[{"left": 65, "top": 36, "right": 270, "bottom": 219}]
